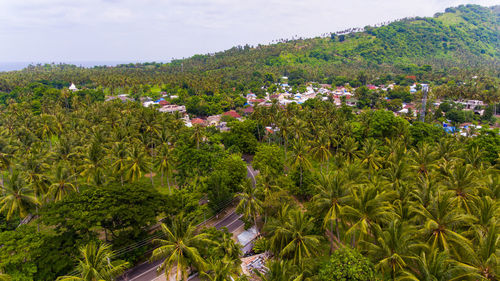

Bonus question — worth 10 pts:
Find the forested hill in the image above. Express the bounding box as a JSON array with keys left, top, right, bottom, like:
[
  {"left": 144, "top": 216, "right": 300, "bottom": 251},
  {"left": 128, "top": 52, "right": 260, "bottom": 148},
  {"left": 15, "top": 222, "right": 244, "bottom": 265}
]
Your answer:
[
  {"left": 171, "top": 4, "right": 500, "bottom": 73},
  {"left": 0, "top": 4, "right": 499, "bottom": 92}
]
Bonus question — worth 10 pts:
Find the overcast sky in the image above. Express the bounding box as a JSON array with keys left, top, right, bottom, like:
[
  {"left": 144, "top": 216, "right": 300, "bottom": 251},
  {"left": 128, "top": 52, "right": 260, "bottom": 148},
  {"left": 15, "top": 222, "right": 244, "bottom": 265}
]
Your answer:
[{"left": 0, "top": 0, "right": 498, "bottom": 63}]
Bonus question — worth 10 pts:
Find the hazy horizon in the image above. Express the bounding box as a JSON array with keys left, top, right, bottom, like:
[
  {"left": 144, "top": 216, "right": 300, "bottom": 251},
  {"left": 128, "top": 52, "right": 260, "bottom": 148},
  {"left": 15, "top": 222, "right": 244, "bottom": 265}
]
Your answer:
[{"left": 1, "top": 0, "right": 499, "bottom": 65}]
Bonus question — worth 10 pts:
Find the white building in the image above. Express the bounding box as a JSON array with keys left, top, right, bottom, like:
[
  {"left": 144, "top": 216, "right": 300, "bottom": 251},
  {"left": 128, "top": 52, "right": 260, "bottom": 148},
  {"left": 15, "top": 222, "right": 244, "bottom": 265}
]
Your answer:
[{"left": 69, "top": 83, "right": 78, "bottom": 91}]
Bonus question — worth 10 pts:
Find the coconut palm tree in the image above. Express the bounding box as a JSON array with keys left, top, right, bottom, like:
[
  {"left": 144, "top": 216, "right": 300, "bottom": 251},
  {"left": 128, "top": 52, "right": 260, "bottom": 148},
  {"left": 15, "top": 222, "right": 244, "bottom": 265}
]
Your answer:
[
  {"left": 290, "top": 139, "right": 311, "bottom": 188},
  {"left": 267, "top": 209, "right": 321, "bottom": 266},
  {"left": 441, "top": 163, "right": 478, "bottom": 213},
  {"left": 110, "top": 141, "right": 128, "bottom": 186},
  {"left": 56, "top": 241, "right": 129, "bottom": 281},
  {"left": 309, "top": 134, "right": 331, "bottom": 172},
  {"left": 453, "top": 224, "right": 499, "bottom": 280},
  {"left": 483, "top": 171, "right": 500, "bottom": 199},
  {"left": 342, "top": 185, "right": 397, "bottom": 247},
  {"left": 49, "top": 164, "right": 77, "bottom": 202},
  {"left": 364, "top": 220, "right": 420, "bottom": 279},
  {"left": 191, "top": 125, "right": 205, "bottom": 150},
  {"left": 254, "top": 260, "right": 304, "bottom": 281},
  {"left": 358, "top": 138, "right": 381, "bottom": 171},
  {"left": 22, "top": 150, "right": 50, "bottom": 199},
  {"left": 200, "top": 257, "right": 241, "bottom": 281},
  {"left": 215, "top": 231, "right": 242, "bottom": 262},
  {"left": 312, "top": 171, "right": 350, "bottom": 247},
  {"left": 235, "top": 183, "right": 263, "bottom": 228},
  {"left": 398, "top": 250, "right": 462, "bottom": 281},
  {"left": 80, "top": 141, "right": 106, "bottom": 186},
  {"left": 0, "top": 171, "right": 39, "bottom": 221},
  {"left": 410, "top": 142, "right": 437, "bottom": 177},
  {"left": 124, "top": 143, "right": 149, "bottom": 183},
  {"left": 155, "top": 143, "right": 174, "bottom": 192},
  {"left": 339, "top": 137, "right": 359, "bottom": 163},
  {"left": 151, "top": 215, "right": 212, "bottom": 280},
  {"left": 415, "top": 193, "right": 474, "bottom": 258}
]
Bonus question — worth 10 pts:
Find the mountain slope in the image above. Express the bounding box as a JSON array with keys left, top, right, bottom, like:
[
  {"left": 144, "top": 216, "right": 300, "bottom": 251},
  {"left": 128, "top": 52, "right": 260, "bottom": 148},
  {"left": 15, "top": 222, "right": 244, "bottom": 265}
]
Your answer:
[
  {"left": 171, "top": 4, "right": 499, "bottom": 74},
  {"left": 0, "top": 4, "right": 498, "bottom": 92}
]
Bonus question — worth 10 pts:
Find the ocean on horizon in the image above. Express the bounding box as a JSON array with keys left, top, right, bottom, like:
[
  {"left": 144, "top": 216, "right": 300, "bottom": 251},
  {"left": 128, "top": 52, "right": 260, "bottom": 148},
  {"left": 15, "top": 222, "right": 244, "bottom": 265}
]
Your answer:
[{"left": 0, "top": 61, "right": 164, "bottom": 72}]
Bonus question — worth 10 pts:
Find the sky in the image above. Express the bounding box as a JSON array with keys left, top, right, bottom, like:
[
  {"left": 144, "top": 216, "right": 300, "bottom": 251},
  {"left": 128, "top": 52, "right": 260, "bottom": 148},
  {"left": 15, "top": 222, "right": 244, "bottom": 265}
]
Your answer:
[{"left": 0, "top": 0, "right": 499, "bottom": 63}]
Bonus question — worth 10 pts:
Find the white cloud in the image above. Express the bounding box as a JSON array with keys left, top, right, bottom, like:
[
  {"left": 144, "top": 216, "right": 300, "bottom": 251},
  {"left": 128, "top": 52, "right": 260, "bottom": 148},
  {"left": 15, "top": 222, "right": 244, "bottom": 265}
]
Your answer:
[{"left": 0, "top": 0, "right": 498, "bottom": 62}]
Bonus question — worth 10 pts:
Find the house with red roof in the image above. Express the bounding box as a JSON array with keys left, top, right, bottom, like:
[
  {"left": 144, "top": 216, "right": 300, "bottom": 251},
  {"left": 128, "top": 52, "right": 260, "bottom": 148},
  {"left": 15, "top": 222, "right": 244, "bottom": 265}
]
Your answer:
[
  {"left": 191, "top": 118, "right": 206, "bottom": 126},
  {"left": 242, "top": 107, "right": 254, "bottom": 115},
  {"left": 223, "top": 110, "right": 242, "bottom": 119},
  {"left": 158, "top": 100, "right": 170, "bottom": 106}
]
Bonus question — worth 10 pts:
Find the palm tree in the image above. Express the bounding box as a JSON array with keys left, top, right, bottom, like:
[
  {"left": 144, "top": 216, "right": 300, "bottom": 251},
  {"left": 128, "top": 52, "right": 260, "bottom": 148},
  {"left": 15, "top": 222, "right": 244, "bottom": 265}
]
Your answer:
[
  {"left": 191, "top": 125, "right": 205, "bottom": 149},
  {"left": 410, "top": 143, "right": 437, "bottom": 177},
  {"left": 483, "top": 171, "right": 500, "bottom": 199},
  {"left": 364, "top": 220, "right": 419, "bottom": 279},
  {"left": 463, "top": 145, "right": 484, "bottom": 169},
  {"left": 441, "top": 163, "right": 478, "bottom": 213},
  {"left": 398, "top": 250, "right": 462, "bottom": 281},
  {"left": 0, "top": 171, "right": 39, "bottom": 221},
  {"left": 23, "top": 150, "right": 50, "bottom": 199},
  {"left": 342, "top": 185, "right": 397, "bottom": 247},
  {"left": 415, "top": 193, "right": 474, "bottom": 258},
  {"left": 200, "top": 257, "right": 241, "bottom": 281},
  {"left": 215, "top": 231, "right": 242, "bottom": 262},
  {"left": 469, "top": 196, "right": 498, "bottom": 236},
  {"left": 155, "top": 143, "right": 174, "bottom": 192},
  {"left": 151, "top": 215, "right": 212, "bottom": 280},
  {"left": 0, "top": 137, "right": 15, "bottom": 181},
  {"left": 290, "top": 139, "right": 311, "bottom": 188},
  {"left": 453, "top": 224, "right": 499, "bottom": 280},
  {"left": 312, "top": 171, "right": 350, "bottom": 247},
  {"left": 56, "top": 242, "right": 129, "bottom": 281},
  {"left": 339, "top": 137, "right": 359, "bottom": 163},
  {"left": 266, "top": 209, "right": 321, "bottom": 266},
  {"left": 80, "top": 141, "right": 106, "bottom": 186},
  {"left": 110, "top": 141, "right": 128, "bottom": 186},
  {"left": 358, "top": 138, "right": 381, "bottom": 171},
  {"left": 310, "top": 134, "right": 331, "bottom": 172},
  {"left": 235, "top": 183, "right": 263, "bottom": 228},
  {"left": 49, "top": 164, "right": 77, "bottom": 202},
  {"left": 278, "top": 117, "right": 291, "bottom": 163},
  {"left": 124, "top": 143, "right": 149, "bottom": 183},
  {"left": 254, "top": 260, "right": 304, "bottom": 281}
]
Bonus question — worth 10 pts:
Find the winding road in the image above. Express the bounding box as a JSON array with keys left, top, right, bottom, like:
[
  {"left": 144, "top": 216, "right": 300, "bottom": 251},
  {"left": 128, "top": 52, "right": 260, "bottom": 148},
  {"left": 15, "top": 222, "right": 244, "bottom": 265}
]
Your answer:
[{"left": 119, "top": 165, "right": 257, "bottom": 281}]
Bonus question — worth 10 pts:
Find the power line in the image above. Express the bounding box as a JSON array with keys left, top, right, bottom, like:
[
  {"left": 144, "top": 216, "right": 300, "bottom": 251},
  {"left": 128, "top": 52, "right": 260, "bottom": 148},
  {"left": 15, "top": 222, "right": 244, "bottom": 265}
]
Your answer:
[{"left": 62, "top": 198, "right": 238, "bottom": 276}]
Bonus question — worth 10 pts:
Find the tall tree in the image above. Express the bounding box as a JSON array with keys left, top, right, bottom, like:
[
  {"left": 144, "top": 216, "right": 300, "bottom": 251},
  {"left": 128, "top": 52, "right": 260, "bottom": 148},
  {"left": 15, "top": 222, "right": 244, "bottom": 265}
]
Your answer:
[
  {"left": 151, "top": 215, "right": 212, "bottom": 280},
  {"left": 0, "top": 171, "right": 39, "bottom": 221},
  {"left": 56, "top": 242, "right": 129, "bottom": 281}
]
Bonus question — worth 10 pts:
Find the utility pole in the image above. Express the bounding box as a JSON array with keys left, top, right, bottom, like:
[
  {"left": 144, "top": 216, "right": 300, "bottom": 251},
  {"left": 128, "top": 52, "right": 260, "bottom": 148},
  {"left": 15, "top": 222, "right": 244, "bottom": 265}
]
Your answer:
[{"left": 420, "top": 84, "right": 429, "bottom": 122}]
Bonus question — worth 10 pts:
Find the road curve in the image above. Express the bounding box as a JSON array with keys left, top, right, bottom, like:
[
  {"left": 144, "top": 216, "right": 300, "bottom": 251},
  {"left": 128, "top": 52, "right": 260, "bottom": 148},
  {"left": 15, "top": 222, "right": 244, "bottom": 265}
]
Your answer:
[{"left": 119, "top": 165, "right": 257, "bottom": 281}]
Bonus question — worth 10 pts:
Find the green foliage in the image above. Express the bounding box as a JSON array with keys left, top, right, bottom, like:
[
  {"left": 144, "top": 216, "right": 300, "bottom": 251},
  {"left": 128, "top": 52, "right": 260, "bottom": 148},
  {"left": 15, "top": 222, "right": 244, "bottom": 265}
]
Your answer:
[
  {"left": 222, "top": 120, "right": 259, "bottom": 154},
  {"left": 361, "top": 110, "right": 409, "bottom": 139},
  {"left": 1, "top": 5, "right": 498, "bottom": 97},
  {"left": 206, "top": 154, "right": 247, "bottom": 211},
  {"left": 0, "top": 225, "right": 74, "bottom": 281},
  {"left": 41, "top": 183, "right": 167, "bottom": 249},
  {"left": 318, "top": 247, "right": 376, "bottom": 281},
  {"left": 253, "top": 144, "right": 284, "bottom": 176},
  {"left": 468, "top": 129, "right": 500, "bottom": 164},
  {"left": 409, "top": 121, "right": 445, "bottom": 144}
]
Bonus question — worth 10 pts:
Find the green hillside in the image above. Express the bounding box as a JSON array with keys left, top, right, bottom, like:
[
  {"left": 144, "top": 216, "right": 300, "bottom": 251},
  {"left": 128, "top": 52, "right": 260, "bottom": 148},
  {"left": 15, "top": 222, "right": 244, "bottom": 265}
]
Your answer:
[
  {"left": 171, "top": 4, "right": 499, "bottom": 76},
  {"left": 0, "top": 4, "right": 498, "bottom": 92}
]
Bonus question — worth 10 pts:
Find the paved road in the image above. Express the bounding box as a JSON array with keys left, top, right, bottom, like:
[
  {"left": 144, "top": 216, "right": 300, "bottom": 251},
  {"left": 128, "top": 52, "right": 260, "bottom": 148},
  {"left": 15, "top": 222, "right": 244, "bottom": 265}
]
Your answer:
[{"left": 120, "top": 165, "right": 256, "bottom": 281}]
